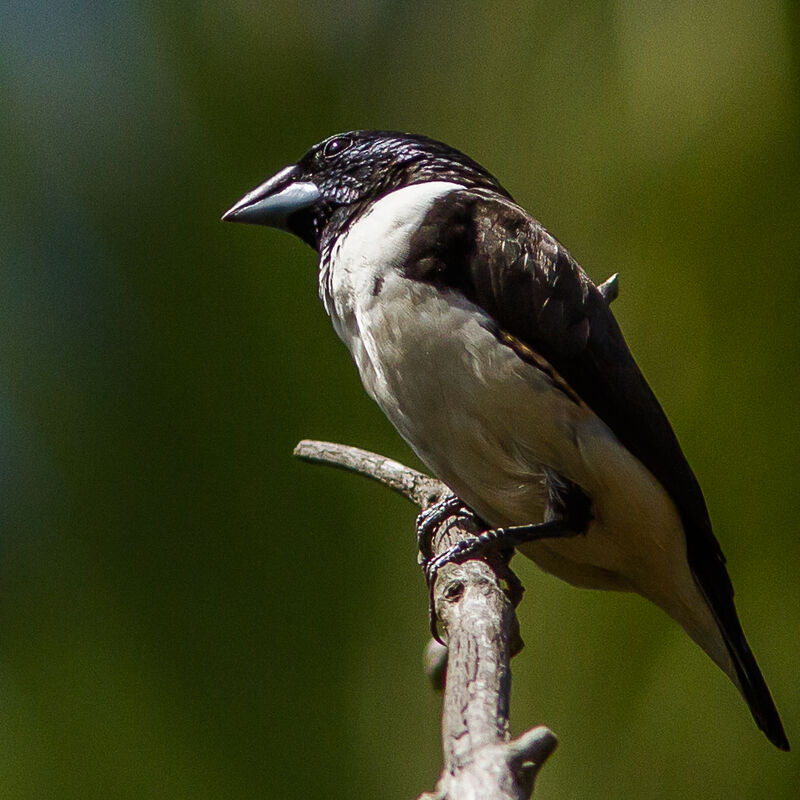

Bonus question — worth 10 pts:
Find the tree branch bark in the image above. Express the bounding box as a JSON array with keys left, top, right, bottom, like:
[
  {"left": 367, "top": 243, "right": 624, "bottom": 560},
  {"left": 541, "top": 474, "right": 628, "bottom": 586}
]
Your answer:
[{"left": 294, "top": 439, "right": 557, "bottom": 799}]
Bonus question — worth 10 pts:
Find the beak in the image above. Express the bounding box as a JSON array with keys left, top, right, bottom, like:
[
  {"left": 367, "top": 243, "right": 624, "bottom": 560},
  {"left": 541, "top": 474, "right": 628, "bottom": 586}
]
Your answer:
[{"left": 221, "top": 165, "right": 321, "bottom": 227}]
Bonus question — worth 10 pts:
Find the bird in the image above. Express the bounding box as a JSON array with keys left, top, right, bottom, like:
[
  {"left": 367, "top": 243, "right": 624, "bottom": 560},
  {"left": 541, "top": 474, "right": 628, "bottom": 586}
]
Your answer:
[{"left": 222, "top": 130, "right": 788, "bottom": 750}]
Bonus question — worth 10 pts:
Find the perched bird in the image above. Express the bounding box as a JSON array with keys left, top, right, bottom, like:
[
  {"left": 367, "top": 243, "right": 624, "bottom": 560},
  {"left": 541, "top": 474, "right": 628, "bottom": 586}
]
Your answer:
[{"left": 223, "top": 130, "right": 788, "bottom": 750}]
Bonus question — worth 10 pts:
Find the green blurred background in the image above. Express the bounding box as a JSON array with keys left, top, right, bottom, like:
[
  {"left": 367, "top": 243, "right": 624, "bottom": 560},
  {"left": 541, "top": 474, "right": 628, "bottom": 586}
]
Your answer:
[{"left": 2, "top": 1, "right": 799, "bottom": 797}]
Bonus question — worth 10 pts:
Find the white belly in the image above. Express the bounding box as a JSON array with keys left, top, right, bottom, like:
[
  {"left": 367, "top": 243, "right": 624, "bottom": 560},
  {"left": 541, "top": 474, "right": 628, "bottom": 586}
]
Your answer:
[{"left": 322, "top": 182, "right": 732, "bottom": 678}]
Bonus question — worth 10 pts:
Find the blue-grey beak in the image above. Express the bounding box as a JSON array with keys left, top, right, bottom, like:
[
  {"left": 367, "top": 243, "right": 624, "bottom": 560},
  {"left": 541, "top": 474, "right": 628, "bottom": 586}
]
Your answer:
[{"left": 222, "top": 165, "right": 321, "bottom": 227}]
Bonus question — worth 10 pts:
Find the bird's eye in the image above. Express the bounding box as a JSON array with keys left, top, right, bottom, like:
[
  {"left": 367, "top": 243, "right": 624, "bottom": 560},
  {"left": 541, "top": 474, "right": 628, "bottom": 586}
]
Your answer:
[{"left": 322, "top": 136, "right": 353, "bottom": 159}]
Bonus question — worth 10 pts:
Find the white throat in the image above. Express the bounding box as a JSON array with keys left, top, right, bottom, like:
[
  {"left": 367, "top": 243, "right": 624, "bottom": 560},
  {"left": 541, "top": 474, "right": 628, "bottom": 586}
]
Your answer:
[{"left": 318, "top": 181, "right": 465, "bottom": 331}]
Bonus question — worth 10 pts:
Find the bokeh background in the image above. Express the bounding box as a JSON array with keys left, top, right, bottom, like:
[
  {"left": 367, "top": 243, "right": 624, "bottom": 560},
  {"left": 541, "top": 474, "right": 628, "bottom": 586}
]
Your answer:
[{"left": 2, "top": 1, "right": 799, "bottom": 797}]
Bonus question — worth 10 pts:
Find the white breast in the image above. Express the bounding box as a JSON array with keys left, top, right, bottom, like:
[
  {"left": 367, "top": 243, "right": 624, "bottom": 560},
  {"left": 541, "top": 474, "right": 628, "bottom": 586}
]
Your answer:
[{"left": 321, "top": 181, "right": 733, "bottom": 682}]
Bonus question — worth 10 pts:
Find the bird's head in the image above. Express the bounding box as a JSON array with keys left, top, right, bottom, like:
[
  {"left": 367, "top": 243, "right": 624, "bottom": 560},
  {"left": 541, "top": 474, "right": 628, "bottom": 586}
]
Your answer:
[{"left": 222, "top": 130, "right": 510, "bottom": 250}]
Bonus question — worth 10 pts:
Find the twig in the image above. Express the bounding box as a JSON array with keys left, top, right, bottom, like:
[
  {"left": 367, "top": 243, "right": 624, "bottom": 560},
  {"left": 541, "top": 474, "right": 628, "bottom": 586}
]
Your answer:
[
  {"left": 294, "top": 439, "right": 446, "bottom": 508},
  {"left": 294, "top": 439, "right": 557, "bottom": 799}
]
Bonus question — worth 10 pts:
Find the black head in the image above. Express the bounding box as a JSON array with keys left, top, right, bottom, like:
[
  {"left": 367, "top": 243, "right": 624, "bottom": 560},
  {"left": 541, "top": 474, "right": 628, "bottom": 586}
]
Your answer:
[{"left": 222, "top": 130, "right": 511, "bottom": 250}]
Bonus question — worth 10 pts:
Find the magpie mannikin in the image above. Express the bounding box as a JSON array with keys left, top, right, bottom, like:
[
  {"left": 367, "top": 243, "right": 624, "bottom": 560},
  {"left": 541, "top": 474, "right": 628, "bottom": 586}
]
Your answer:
[{"left": 223, "top": 130, "right": 789, "bottom": 750}]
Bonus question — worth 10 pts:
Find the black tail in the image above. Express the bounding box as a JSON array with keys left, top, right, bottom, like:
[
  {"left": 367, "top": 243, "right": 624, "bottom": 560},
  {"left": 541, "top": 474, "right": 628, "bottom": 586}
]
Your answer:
[
  {"left": 717, "top": 602, "right": 790, "bottom": 751},
  {"left": 692, "top": 556, "right": 790, "bottom": 750}
]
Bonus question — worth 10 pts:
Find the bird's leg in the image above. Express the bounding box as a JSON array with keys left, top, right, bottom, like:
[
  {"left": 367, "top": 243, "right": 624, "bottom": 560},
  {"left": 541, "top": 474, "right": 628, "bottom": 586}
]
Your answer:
[
  {"left": 424, "top": 472, "right": 592, "bottom": 641},
  {"left": 424, "top": 519, "right": 580, "bottom": 584},
  {"left": 424, "top": 470, "right": 591, "bottom": 581},
  {"left": 416, "top": 494, "right": 478, "bottom": 561}
]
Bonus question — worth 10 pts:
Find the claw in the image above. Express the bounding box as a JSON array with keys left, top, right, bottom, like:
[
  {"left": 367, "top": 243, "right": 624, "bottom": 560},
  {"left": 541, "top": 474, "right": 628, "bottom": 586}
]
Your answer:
[
  {"left": 415, "top": 494, "right": 478, "bottom": 643},
  {"left": 416, "top": 495, "right": 473, "bottom": 560},
  {"left": 424, "top": 518, "right": 580, "bottom": 641}
]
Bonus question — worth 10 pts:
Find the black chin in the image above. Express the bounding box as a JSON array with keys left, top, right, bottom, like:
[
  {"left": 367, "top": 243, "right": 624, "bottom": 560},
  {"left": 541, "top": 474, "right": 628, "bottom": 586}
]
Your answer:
[{"left": 286, "top": 208, "right": 323, "bottom": 250}]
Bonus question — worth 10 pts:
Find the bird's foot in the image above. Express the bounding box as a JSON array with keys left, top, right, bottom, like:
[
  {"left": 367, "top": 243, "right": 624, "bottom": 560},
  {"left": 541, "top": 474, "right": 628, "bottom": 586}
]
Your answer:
[
  {"left": 416, "top": 494, "right": 478, "bottom": 561},
  {"left": 424, "top": 519, "right": 577, "bottom": 584},
  {"left": 423, "top": 518, "right": 581, "bottom": 642}
]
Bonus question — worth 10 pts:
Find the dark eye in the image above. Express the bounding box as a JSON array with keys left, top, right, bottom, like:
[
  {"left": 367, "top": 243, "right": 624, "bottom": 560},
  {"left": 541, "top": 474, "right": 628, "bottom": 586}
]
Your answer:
[{"left": 322, "top": 135, "right": 353, "bottom": 159}]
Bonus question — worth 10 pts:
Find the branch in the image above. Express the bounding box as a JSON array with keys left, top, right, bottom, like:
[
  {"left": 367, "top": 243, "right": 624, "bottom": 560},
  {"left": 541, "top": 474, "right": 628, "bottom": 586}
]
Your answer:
[
  {"left": 294, "top": 439, "right": 557, "bottom": 799},
  {"left": 294, "top": 439, "right": 446, "bottom": 508}
]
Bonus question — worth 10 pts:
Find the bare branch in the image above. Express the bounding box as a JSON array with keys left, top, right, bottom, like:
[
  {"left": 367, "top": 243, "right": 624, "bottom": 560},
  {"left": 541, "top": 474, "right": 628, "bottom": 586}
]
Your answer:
[
  {"left": 294, "top": 439, "right": 446, "bottom": 508},
  {"left": 293, "top": 440, "right": 557, "bottom": 799}
]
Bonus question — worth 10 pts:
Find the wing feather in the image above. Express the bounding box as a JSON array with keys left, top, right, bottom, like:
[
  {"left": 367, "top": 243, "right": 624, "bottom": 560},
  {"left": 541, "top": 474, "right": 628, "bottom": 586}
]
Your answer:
[{"left": 406, "top": 189, "right": 787, "bottom": 749}]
